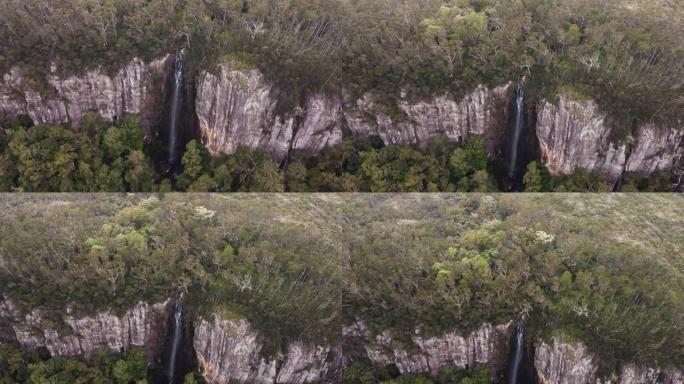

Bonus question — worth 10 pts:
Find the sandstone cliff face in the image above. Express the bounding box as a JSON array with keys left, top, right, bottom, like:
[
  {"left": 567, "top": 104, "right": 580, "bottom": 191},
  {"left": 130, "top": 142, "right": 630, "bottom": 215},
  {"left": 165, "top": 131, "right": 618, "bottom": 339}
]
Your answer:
[
  {"left": 345, "top": 85, "right": 510, "bottom": 151},
  {"left": 343, "top": 320, "right": 512, "bottom": 376},
  {"left": 0, "top": 56, "right": 170, "bottom": 138},
  {"left": 536, "top": 96, "right": 628, "bottom": 185},
  {"left": 536, "top": 95, "right": 683, "bottom": 186},
  {"left": 2, "top": 58, "right": 682, "bottom": 181},
  {"left": 0, "top": 299, "right": 169, "bottom": 359},
  {"left": 195, "top": 63, "right": 510, "bottom": 161},
  {"left": 193, "top": 314, "right": 341, "bottom": 384},
  {"left": 535, "top": 337, "right": 684, "bottom": 384},
  {"left": 196, "top": 64, "right": 295, "bottom": 162},
  {"left": 291, "top": 93, "right": 345, "bottom": 153},
  {"left": 625, "top": 123, "right": 684, "bottom": 175},
  {"left": 534, "top": 337, "right": 600, "bottom": 384}
]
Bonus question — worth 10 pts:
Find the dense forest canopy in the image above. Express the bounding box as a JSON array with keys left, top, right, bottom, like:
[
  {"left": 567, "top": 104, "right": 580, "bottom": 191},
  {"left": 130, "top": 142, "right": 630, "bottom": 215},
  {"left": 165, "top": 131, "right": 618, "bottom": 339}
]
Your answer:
[
  {"left": 0, "top": 345, "right": 207, "bottom": 384},
  {"left": 0, "top": 117, "right": 676, "bottom": 192},
  {"left": 0, "top": 194, "right": 343, "bottom": 356},
  {"left": 1, "top": 194, "right": 683, "bottom": 373},
  {"left": 0, "top": 0, "right": 682, "bottom": 193},
  {"left": 0, "top": 0, "right": 682, "bottom": 124}
]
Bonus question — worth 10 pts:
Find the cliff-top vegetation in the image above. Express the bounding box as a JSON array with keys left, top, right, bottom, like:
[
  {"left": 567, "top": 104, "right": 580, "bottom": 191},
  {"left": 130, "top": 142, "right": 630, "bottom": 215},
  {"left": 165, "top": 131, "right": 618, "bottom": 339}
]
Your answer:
[
  {"left": 0, "top": 194, "right": 682, "bottom": 372},
  {"left": 0, "top": 0, "right": 682, "bottom": 125}
]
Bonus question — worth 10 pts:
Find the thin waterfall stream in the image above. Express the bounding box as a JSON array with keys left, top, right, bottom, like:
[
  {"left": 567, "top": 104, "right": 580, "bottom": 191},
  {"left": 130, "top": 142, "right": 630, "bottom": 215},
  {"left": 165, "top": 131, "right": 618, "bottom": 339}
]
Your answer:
[
  {"left": 508, "top": 83, "right": 525, "bottom": 178},
  {"left": 508, "top": 324, "right": 524, "bottom": 384},
  {"left": 167, "top": 54, "right": 183, "bottom": 167},
  {"left": 167, "top": 301, "right": 182, "bottom": 384}
]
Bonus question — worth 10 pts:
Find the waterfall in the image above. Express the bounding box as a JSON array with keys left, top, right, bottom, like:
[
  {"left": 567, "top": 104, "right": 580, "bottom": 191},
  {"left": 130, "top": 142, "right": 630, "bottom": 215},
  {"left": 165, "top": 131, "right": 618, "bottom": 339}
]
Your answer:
[
  {"left": 168, "top": 55, "right": 183, "bottom": 166},
  {"left": 508, "top": 324, "right": 524, "bottom": 384},
  {"left": 168, "top": 301, "right": 182, "bottom": 384},
  {"left": 508, "top": 84, "right": 524, "bottom": 178}
]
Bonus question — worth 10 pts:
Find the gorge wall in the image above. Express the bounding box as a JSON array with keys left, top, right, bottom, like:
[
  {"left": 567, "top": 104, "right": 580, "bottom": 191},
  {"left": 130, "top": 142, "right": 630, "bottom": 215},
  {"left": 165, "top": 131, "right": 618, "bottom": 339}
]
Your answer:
[
  {"left": 344, "top": 322, "right": 684, "bottom": 384},
  {"left": 0, "top": 298, "right": 169, "bottom": 360},
  {"left": 536, "top": 95, "right": 684, "bottom": 187},
  {"left": 1, "top": 299, "right": 683, "bottom": 384},
  {"left": 195, "top": 62, "right": 511, "bottom": 163},
  {"left": 342, "top": 320, "right": 512, "bottom": 377},
  {"left": 1, "top": 59, "right": 682, "bottom": 185},
  {"left": 195, "top": 64, "right": 296, "bottom": 162},
  {"left": 0, "top": 299, "right": 340, "bottom": 384},
  {"left": 194, "top": 63, "right": 683, "bottom": 185},
  {"left": 535, "top": 337, "right": 684, "bottom": 384},
  {"left": 193, "top": 314, "right": 341, "bottom": 384},
  {"left": 0, "top": 56, "right": 171, "bottom": 139}
]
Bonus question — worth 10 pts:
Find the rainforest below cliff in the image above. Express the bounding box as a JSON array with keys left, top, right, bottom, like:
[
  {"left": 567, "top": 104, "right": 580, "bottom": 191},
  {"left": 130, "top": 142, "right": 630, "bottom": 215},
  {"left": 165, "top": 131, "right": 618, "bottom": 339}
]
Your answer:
[
  {"left": 0, "top": 0, "right": 682, "bottom": 192},
  {"left": 0, "top": 194, "right": 682, "bottom": 383}
]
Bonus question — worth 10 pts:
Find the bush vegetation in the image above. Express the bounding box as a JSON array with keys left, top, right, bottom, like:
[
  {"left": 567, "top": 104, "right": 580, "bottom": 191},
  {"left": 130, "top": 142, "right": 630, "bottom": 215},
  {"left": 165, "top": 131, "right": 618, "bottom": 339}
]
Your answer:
[
  {"left": 341, "top": 194, "right": 684, "bottom": 372},
  {"left": 343, "top": 362, "right": 492, "bottom": 384},
  {"left": 0, "top": 194, "right": 342, "bottom": 357},
  {"left": 0, "top": 345, "right": 209, "bottom": 384},
  {"left": 0, "top": 117, "right": 674, "bottom": 192},
  {"left": 0, "top": 1, "right": 681, "bottom": 193},
  {"left": 1, "top": 0, "right": 681, "bottom": 125},
  {"left": 0, "top": 194, "right": 682, "bottom": 373}
]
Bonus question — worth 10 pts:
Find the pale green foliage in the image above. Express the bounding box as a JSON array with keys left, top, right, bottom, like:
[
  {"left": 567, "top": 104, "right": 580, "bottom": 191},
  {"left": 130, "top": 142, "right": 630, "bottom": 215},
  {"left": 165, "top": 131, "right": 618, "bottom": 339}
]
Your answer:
[{"left": 420, "top": 5, "right": 487, "bottom": 76}]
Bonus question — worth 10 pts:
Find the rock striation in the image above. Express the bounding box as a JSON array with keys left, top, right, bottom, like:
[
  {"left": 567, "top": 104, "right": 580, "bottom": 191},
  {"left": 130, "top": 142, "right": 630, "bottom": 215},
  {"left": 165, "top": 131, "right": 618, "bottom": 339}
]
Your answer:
[
  {"left": 536, "top": 95, "right": 683, "bottom": 186},
  {"left": 344, "top": 85, "right": 510, "bottom": 151},
  {"left": 2, "top": 58, "right": 682, "bottom": 184},
  {"left": 196, "top": 64, "right": 295, "bottom": 162},
  {"left": 342, "top": 320, "right": 512, "bottom": 376},
  {"left": 291, "top": 93, "right": 345, "bottom": 153},
  {"left": 536, "top": 96, "right": 628, "bottom": 185},
  {"left": 0, "top": 298, "right": 169, "bottom": 359},
  {"left": 535, "top": 337, "right": 684, "bottom": 384},
  {"left": 0, "top": 56, "right": 170, "bottom": 138},
  {"left": 195, "top": 62, "right": 511, "bottom": 161},
  {"left": 193, "top": 314, "right": 341, "bottom": 384},
  {"left": 625, "top": 123, "right": 684, "bottom": 175}
]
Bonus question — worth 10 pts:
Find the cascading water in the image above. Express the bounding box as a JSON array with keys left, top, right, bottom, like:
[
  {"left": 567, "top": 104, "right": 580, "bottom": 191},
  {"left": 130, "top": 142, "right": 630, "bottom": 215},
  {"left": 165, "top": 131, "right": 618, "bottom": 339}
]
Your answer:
[
  {"left": 508, "top": 324, "right": 524, "bottom": 384},
  {"left": 508, "top": 84, "right": 525, "bottom": 178},
  {"left": 167, "top": 301, "right": 182, "bottom": 384},
  {"left": 167, "top": 55, "right": 183, "bottom": 166}
]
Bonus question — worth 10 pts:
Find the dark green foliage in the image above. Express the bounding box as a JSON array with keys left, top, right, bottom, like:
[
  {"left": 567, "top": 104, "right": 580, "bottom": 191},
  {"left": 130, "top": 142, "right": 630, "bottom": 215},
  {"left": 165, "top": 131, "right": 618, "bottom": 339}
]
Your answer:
[
  {"left": 360, "top": 145, "right": 443, "bottom": 192},
  {"left": 1, "top": 0, "right": 681, "bottom": 125},
  {"left": 554, "top": 169, "right": 611, "bottom": 192},
  {"left": 285, "top": 161, "right": 310, "bottom": 192},
  {"left": 0, "top": 195, "right": 683, "bottom": 373},
  {"left": 619, "top": 171, "right": 678, "bottom": 193},
  {"left": 0, "top": 117, "right": 673, "bottom": 192},
  {"left": 182, "top": 140, "right": 205, "bottom": 180},
  {"left": 288, "top": 136, "right": 497, "bottom": 192},
  {"left": 0, "top": 345, "right": 150, "bottom": 383},
  {"left": 522, "top": 161, "right": 547, "bottom": 192},
  {"left": 0, "top": 115, "right": 155, "bottom": 192},
  {"left": 0, "top": 195, "right": 342, "bottom": 355},
  {"left": 177, "top": 142, "right": 285, "bottom": 192},
  {"left": 343, "top": 362, "right": 492, "bottom": 384},
  {"left": 185, "top": 371, "right": 208, "bottom": 384}
]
